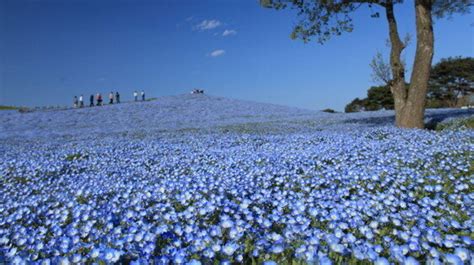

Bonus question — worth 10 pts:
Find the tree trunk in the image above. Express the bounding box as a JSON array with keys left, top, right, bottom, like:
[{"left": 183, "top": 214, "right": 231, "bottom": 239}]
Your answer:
[
  {"left": 385, "top": 0, "right": 434, "bottom": 128},
  {"left": 404, "top": 0, "right": 434, "bottom": 128},
  {"left": 385, "top": 1, "right": 408, "bottom": 127}
]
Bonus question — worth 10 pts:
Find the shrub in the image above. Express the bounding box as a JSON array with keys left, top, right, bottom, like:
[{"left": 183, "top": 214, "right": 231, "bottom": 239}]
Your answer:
[
  {"left": 18, "top": 107, "right": 33, "bottom": 113},
  {"left": 322, "top": 108, "right": 336, "bottom": 113},
  {"left": 0, "top": 105, "right": 18, "bottom": 111},
  {"left": 436, "top": 116, "right": 474, "bottom": 131}
]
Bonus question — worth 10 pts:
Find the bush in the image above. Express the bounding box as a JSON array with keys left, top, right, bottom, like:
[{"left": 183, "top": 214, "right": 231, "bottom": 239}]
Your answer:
[
  {"left": 322, "top": 108, "right": 336, "bottom": 113},
  {"left": 345, "top": 98, "right": 366, "bottom": 113},
  {"left": 345, "top": 86, "right": 394, "bottom": 113},
  {"left": 435, "top": 116, "right": 474, "bottom": 131},
  {"left": 0, "top": 105, "right": 18, "bottom": 111},
  {"left": 426, "top": 99, "right": 446, "bottom": 109},
  {"left": 18, "top": 107, "right": 34, "bottom": 113}
]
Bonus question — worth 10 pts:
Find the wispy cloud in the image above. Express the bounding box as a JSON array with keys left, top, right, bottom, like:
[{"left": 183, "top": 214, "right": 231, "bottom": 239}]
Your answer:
[
  {"left": 209, "top": 49, "right": 225, "bottom": 57},
  {"left": 194, "top": 19, "right": 221, "bottom": 31},
  {"left": 222, "top": 29, "right": 237, "bottom": 37}
]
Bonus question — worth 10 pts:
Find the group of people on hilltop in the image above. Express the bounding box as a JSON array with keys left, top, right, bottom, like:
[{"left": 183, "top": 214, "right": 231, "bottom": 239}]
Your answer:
[
  {"left": 73, "top": 91, "right": 145, "bottom": 108},
  {"left": 133, "top": 90, "right": 146, "bottom": 101},
  {"left": 73, "top": 95, "right": 85, "bottom": 108},
  {"left": 107, "top": 91, "right": 120, "bottom": 105},
  {"left": 191, "top": 89, "right": 204, "bottom": 94}
]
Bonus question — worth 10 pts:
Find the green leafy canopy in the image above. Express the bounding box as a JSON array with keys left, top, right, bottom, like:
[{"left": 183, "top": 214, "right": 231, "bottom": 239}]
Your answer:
[{"left": 260, "top": 0, "right": 472, "bottom": 44}]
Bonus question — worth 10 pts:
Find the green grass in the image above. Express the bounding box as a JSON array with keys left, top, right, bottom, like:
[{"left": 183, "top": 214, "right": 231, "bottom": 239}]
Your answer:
[
  {"left": 65, "top": 152, "right": 88, "bottom": 161},
  {"left": 436, "top": 116, "right": 474, "bottom": 131},
  {"left": 0, "top": 105, "right": 18, "bottom": 110},
  {"left": 76, "top": 195, "right": 90, "bottom": 204}
]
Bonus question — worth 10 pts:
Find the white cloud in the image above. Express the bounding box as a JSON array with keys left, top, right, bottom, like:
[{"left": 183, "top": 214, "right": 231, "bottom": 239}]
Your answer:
[
  {"left": 209, "top": 49, "right": 225, "bottom": 57},
  {"left": 222, "top": 29, "right": 237, "bottom": 36},
  {"left": 194, "top": 19, "right": 221, "bottom": 31}
]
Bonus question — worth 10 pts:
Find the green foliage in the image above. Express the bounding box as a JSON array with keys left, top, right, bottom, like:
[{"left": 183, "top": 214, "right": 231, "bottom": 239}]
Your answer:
[
  {"left": 14, "top": 176, "right": 30, "bottom": 185},
  {"left": 154, "top": 234, "right": 173, "bottom": 256},
  {"left": 432, "top": 0, "right": 474, "bottom": 18},
  {"left": 425, "top": 99, "right": 447, "bottom": 109},
  {"left": 435, "top": 116, "right": 474, "bottom": 131},
  {"left": 261, "top": 1, "right": 472, "bottom": 44},
  {"left": 261, "top": 0, "right": 472, "bottom": 127},
  {"left": 65, "top": 153, "right": 88, "bottom": 161},
  {"left": 428, "top": 56, "right": 474, "bottom": 107},
  {"left": 345, "top": 85, "right": 393, "bottom": 113},
  {"left": 370, "top": 52, "right": 392, "bottom": 85},
  {"left": 345, "top": 98, "right": 366, "bottom": 113},
  {"left": 365, "top": 85, "right": 394, "bottom": 110},
  {"left": 347, "top": 56, "right": 474, "bottom": 112},
  {"left": 18, "top": 107, "right": 33, "bottom": 113},
  {"left": 76, "top": 195, "right": 90, "bottom": 204},
  {"left": 322, "top": 108, "right": 336, "bottom": 113},
  {"left": 0, "top": 105, "right": 18, "bottom": 110},
  {"left": 261, "top": 0, "right": 361, "bottom": 43}
]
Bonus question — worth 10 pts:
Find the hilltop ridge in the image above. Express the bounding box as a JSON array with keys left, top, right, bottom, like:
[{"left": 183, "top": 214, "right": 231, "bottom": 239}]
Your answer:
[
  {"left": 0, "top": 94, "right": 320, "bottom": 140},
  {"left": 0, "top": 94, "right": 471, "bottom": 141}
]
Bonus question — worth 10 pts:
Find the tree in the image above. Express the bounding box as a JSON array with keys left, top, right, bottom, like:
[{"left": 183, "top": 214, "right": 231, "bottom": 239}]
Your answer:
[
  {"left": 261, "top": 0, "right": 472, "bottom": 128},
  {"left": 428, "top": 56, "right": 474, "bottom": 107},
  {"left": 370, "top": 52, "right": 392, "bottom": 85},
  {"left": 366, "top": 85, "right": 394, "bottom": 110},
  {"left": 345, "top": 85, "right": 394, "bottom": 112},
  {"left": 370, "top": 38, "right": 409, "bottom": 86},
  {"left": 345, "top": 97, "right": 367, "bottom": 113}
]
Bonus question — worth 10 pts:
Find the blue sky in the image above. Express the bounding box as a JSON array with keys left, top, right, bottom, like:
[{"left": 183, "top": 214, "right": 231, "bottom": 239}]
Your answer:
[{"left": 1, "top": 0, "right": 473, "bottom": 111}]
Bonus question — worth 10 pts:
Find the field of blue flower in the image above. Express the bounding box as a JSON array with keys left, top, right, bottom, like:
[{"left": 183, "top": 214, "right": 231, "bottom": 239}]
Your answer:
[{"left": 0, "top": 94, "right": 473, "bottom": 264}]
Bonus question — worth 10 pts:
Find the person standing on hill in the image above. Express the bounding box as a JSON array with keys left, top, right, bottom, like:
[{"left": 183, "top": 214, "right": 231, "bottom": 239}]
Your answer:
[
  {"left": 134, "top": 91, "right": 138, "bottom": 102},
  {"left": 79, "top": 95, "right": 84, "bottom": 108},
  {"left": 90, "top": 94, "right": 94, "bottom": 107},
  {"left": 109, "top": 92, "right": 114, "bottom": 104},
  {"left": 73, "top": 96, "right": 78, "bottom": 108},
  {"left": 115, "top": 92, "right": 120, "bottom": 104},
  {"left": 141, "top": 90, "right": 145, "bottom": 101},
  {"left": 97, "top": 93, "right": 103, "bottom": 106}
]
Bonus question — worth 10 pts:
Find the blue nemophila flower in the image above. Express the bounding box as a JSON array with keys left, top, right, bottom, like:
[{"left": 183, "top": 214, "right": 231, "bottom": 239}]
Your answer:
[
  {"left": 404, "top": 256, "right": 420, "bottom": 265},
  {"left": 374, "top": 257, "right": 390, "bottom": 265},
  {"left": 71, "top": 254, "right": 82, "bottom": 263},
  {"left": 186, "top": 259, "right": 201, "bottom": 265},
  {"left": 318, "top": 255, "right": 333, "bottom": 265},
  {"left": 11, "top": 256, "right": 24, "bottom": 265},
  {"left": 0, "top": 105, "right": 471, "bottom": 263},
  {"left": 58, "top": 257, "right": 70, "bottom": 265},
  {"left": 203, "top": 248, "right": 215, "bottom": 258},
  {"left": 408, "top": 241, "right": 420, "bottom": 252},
  {"left": 222, "top": 242, "right": 239, "bottom": 256},
  {"left": 270, "top": 244, "right": 285, "bottom": 254},
  {"left": 39, "top": 258, "right": 52, "bottom": 265},
  {"left": 263, "top": 261, "right": 277, "bottom": 265},
  {"left": 443, "top": 239, "right": 455, "bottom": 248},
  {"left": 443, "top": 253, "right": 463, "bottom": 265},
  {"left": 221, "top": 219, "right": 234, "bottom": 229},
  {"left": 453, "top": 248, "right": 470, "bottom": 262},
  {"left": 173, "top": 251, "right": 186, "bottom": 264},
  {"left": 251, "top": 248, "right": 259, "bottom": 257},
  {"left": 5, "top": 247, "right": 17, "bottom": 258}
]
